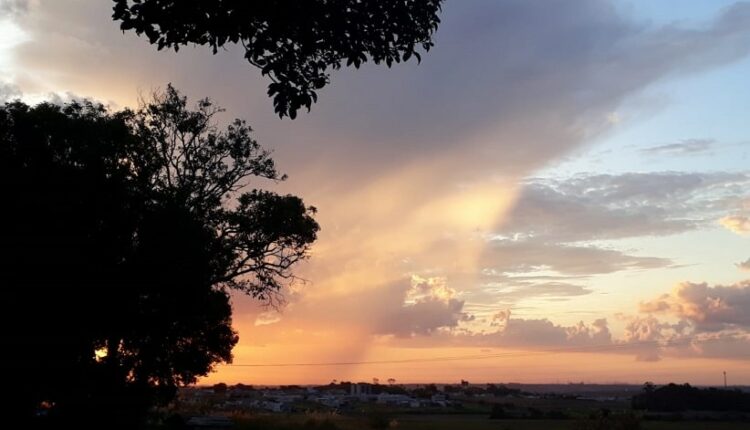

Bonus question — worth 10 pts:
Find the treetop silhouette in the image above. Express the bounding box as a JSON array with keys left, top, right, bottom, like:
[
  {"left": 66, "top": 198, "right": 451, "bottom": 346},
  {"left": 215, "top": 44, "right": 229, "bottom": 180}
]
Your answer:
[{"left": 112, "top": 0, "right": 444, "bottom": 118}]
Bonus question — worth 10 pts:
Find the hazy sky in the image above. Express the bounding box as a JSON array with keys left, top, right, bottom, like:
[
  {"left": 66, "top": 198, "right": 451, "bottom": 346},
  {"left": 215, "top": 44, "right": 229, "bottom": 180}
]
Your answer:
[{"left": 3, "top": 0, "right": 749, "bottom": 385}]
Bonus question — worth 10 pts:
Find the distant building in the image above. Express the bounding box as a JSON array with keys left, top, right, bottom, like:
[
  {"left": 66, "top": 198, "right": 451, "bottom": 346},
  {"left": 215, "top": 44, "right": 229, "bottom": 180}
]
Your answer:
[
  {"left": 256, "top": 400, "right": 291, "bottom": 413},
  {"left": 314, "top": 395, "right": 345, "bottom": 408},
  {"left": 376, "top": 393, "right": 412, "bottom": 406},
  {"left": 351, "top": 383, "right": 373, "bottom": 396},
  {"left": 430, "top": 393, "right": 451, "bottom": 407}
]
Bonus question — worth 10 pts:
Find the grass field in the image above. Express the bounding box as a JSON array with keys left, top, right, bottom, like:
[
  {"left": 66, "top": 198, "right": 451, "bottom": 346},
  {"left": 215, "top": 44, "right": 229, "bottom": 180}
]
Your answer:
[
  {"left": 392, "top": 414, "right": 749, "bottom": 430},
  {"left": 232, "top": 412, "right": 749, "bottom": 430}
]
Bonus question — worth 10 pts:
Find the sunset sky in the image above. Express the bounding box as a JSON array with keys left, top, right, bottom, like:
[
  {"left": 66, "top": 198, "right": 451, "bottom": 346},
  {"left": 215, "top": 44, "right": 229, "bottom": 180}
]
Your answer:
[{"left": 3, "top": 0, "right": 749, "bottom": 385}]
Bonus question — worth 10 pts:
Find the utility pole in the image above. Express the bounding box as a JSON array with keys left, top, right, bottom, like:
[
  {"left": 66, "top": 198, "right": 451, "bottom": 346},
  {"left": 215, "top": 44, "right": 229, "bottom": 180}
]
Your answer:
[{"left": 723, "top": 371, "right": 727, "bottom": 388}]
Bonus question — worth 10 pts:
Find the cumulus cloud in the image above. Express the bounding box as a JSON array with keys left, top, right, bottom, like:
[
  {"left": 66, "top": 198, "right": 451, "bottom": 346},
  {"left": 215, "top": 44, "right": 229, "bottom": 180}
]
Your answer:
[
  {"left": 378, "top": 276, "right": 473, "bottom": 337},
  {"left": 621, "top": 315, "right": 674, "bottom": 361},
  {"left": 640, "top": 139, "right": 714, "bottom": 156},
  {"left": 490, "top": 316, "right": 612, "bottom": 349},
  {"left": 738, "top": 258, "right": 750, "bottom": 272},
  {"left": 396, "top": 280, "right": 750, "bottom": 362},
  {"left": 410, "top": 311, "right": 614, "bottom": 351},
  {"left": 640, "top": 280, "right": 750, "bottom": 331},
  {"left": 490, "top": 309, "right": 512, "bottom": 327},
  {"left": 676, "top": 331, "right": 750, "bottom": 360},
  {"left": 379, "top": 297, "right": 469, "bottom": 338},
  {"left": 719, "top": 215, "right": 750, "bottom": 234}
]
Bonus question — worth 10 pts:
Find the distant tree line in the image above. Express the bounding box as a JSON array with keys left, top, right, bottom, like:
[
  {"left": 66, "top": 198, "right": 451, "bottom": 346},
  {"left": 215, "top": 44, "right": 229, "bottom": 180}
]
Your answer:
[{"left": 632, "top": 383, "right": 750, "bottom": 412}]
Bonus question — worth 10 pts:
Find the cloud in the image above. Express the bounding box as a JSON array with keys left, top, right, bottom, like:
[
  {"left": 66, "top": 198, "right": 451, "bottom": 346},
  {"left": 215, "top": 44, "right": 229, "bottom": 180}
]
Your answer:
[
  {"left": 0, "top": 0, "right": 28, "bottom": 18},
  {"left": 621, "top": 315, "right": 673, "bottom": 361},
  {"left": 490, "top": 309, "right": 512, "bottom": 327},
  {"left": 640, "top": 280, "right": 750, "bottom": 332},
  {"left": 719, "top": 215, "right": 750, "bottom": 234},
  {"left": 0, "top": 5, "right": 30, "bottom": 81},
  {"left": 598, "top": 279, "right": 750, "bottom": 362},
  {"left": 484, "top": 282, "right": 591, "bottom": 303},
  {"left": 399, "top": 311, "right": 614, "bottom": 351},
  {"left": 488, "top": 315, "right": 612, "bottom": 349},
  {"left": 482, "top": 239, "right": 672, "bottom": 276},
  {"left": 738, "top": 258, "right": 750, "bottom": 272},
  {"left": 395, "top": 279, "right": 750, "bottom": 362},
  {"left": 298, "top": 0, "right": 750, "bottom": 179},
  {"left": 0, "top": 81, "right": 20, "bottom": 100},
  {"left": 545, "top": 172, "right": 747, "bottom": 206},
  {"left": 640, "top": 139, "right": 714, "bottom": 156},
  {"left": 378, "top": 297, "right": 469, "bottom": 338},
  {"left": 378, "top": 276, "right": 472, "bottom": 338},
  {"left": 249, "top": 276, "right": 473, "bottom": 341},
  {"left": 676, "top": 331, "right": 750, "bottom": 361},
  {"left": 498, "top": 172, "right": 749, "bottom": 243}
]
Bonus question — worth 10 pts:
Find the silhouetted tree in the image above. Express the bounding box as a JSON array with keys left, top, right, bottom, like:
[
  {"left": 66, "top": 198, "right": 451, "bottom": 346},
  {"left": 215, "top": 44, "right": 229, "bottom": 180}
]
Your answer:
[
  {"left": 112, "top": 0, "right": 443, "bottom": 118},
  {"left": 0, "top": 85, "right": 318, "bottom": 428},
  {"left": 632, "top": 382, "right": 750, "bottom": 412},
  {"left": 212, "top": 383, "right": 228, "bottom": 394}
]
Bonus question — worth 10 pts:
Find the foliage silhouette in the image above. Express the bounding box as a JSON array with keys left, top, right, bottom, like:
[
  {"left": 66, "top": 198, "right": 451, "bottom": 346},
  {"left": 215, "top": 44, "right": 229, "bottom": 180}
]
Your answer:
[
  {"left": 632, "top": 382, "right": 750, "bottom": 412},
  {"left": 0, "top": 85, "right": 318, "bottom": 428},
  {"left": 112, "top": 0, "right": 444, "bottom": 118}
]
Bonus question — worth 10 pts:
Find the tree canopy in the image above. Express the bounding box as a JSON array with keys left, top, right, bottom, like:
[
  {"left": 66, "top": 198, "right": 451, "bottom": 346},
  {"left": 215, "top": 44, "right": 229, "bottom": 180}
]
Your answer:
[
  {"left": 112, "top": 0, "right": 444, "bottom": 118},
  {"left": 0, "top": 86, "right": 318, "bottom": 428},
  {"left": 632, "top": 383, "right": 750, "bottom": 412}
]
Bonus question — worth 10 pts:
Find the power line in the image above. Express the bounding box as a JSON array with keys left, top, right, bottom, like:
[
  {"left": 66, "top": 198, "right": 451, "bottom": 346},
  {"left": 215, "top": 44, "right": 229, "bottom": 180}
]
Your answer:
[{"left": 223, "top": 336, "right": 746, "bottom": 368}]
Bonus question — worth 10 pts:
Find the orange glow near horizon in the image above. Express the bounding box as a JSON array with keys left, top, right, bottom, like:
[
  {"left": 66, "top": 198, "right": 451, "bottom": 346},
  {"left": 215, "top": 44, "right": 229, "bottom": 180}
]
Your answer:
[{"left": 203, "top": 346, "right": 750, "bottom": 386}]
